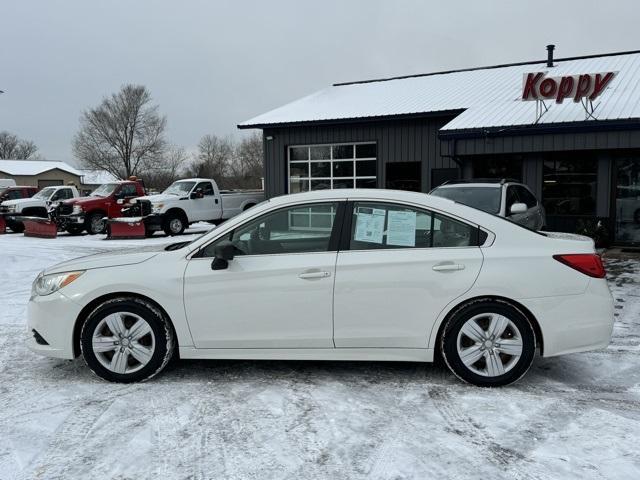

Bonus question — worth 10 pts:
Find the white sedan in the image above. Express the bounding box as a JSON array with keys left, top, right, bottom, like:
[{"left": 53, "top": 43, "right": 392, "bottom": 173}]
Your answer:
[{"left": 26, "top": 189, "right": 614, "bottom": 386}]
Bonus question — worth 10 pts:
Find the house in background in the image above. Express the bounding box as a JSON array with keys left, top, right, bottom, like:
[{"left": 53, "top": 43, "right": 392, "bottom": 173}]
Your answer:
[{"left": 0, "top": 159, "right": 118, "bottom": 194}]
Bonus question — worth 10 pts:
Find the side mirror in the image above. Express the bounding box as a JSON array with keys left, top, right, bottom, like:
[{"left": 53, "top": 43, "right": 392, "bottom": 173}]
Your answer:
[
  {"left": 510, "top": 202, "right": 527, "bottom": 215},
  {"left": 116, "top": 198, "right": 125, "bottom": 205},
  {"left": 191, "top": 189, "right": 204, "bottom": 199},
  {"left": 211, "top": 241, "right": 235, "bottom": 270}
]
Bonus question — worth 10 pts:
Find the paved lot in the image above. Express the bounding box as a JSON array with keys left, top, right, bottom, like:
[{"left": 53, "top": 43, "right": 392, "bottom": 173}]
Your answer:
[{"left": 0, "top": 230, "right": 639, "bottom": 480}]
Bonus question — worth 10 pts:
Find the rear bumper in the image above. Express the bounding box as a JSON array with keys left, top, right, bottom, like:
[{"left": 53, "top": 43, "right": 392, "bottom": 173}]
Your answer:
[
  {"left": 26, "top": 291, "right": 81, "bottom": 359},
  {"left": 519, "top": 278, "right": 614, "bottom": 357}
]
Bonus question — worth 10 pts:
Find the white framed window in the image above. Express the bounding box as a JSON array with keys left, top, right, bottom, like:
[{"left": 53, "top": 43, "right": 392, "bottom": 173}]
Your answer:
[{"left": 288, "top": 142, "right": 377, "bottom": 193}]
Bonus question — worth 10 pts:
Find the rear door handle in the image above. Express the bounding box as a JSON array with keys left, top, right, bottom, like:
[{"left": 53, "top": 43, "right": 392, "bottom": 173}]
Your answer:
[
  {"left": 298, "top": 270, "right": 331, "bottom": 280},
  {"left": 432, "top": 263, "right": 465, "bottom": 272}
]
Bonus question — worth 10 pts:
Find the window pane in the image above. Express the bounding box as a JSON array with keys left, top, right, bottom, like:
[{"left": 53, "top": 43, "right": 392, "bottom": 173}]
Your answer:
[
  {"left": 289, "top": 163, "right": 308, "bottom": 177},
  {"left": 332, "top": 145, "right": 354, "bottom": 159},
  {"left": 311, "top": 162, "right": 330, "bottom": 177},
  {"left": 333, "top": 161, "right": 354, "bottom": 177},
  {"left": 310, "top": 146, "right": 330, "bottom": 160},
  {"left": 432, "top": 213, "right": 475, "bottom": 247},
  {"left": 356, "top": 178, "right": 377, "bottom": 188},
  {"left": 542, "top": 156, "right": 597, "bottom": 215},
  {"left": 289, "top": 178, "right": 309, "bottom": 193},
  {"left": 356, "top": 143, "right": 376, "bottom": 158},
  {"left": 310, "top": 180, "right": 331, "bottom": 191},
  {"left": 356, "top": 160, "right": 376, "bottom": 177},
  {"left": 290, "top": 146, "right": 309, "bottom": 161},
  {"left": 333, "top": 179, "right": 354, "bottom": 189},
  {"left": 473, "top": 155, "right": 523, "bottom": 181},
  {"left": 218, "top": 203, "right": 338, "bottom": 256}
]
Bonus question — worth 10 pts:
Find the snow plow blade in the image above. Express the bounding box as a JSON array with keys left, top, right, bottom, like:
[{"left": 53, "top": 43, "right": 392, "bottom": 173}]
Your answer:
[
  {"left": 107, "top": 217, "right": 146, "bottom": 239},
  {"left": 23, "top": 217, "right": 58, "bottom": 239}
]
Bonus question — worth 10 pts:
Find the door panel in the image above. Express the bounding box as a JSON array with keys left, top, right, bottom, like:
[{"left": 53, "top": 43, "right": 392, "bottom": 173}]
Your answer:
[
  {"left": 333, "top": 248, "right": 483, "bottom": 348},
  {"left": 184, "top": 253, "right": 337, "bottom": 348}
]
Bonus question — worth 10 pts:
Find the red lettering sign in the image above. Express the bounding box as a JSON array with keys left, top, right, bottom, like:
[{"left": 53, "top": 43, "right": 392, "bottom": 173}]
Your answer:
[{"left": 521, "top": 71, "right": 616, "bottom": 103}]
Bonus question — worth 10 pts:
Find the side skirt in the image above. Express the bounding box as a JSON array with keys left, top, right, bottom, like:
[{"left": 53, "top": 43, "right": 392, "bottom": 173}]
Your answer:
[{"left": 178, "top": 347, "right": 434, "bottom": 362}]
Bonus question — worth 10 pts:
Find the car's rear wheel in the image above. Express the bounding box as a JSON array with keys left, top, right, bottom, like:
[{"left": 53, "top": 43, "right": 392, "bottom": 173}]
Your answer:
[
  {"left": 441, "top": 300, "right": 535, "bottom": 387},
  {"left": 80, "top": 297, "right": 175, "bottom": 383}
]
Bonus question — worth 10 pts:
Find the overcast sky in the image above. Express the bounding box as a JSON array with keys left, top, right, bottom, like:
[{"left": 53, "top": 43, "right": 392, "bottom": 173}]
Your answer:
[{"left": 1, "top": 0, "right": 639, "bottom": 163}]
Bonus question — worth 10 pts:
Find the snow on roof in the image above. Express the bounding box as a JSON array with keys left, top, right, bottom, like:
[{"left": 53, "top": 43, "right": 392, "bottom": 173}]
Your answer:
[
  {"left": 79, "top": 169, "right": 120, "bottom": 185},
  {"left": 0, "top": 159, "right": 83, "bottom": 177},
  {"left": 239, "top": 51, "right": 640, "bottom": 132}
]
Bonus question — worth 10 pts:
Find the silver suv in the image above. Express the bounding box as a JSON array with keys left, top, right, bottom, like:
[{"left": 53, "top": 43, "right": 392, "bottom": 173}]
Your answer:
[{"left": 430, "top": 179, "right": 546, "bottom": 230}]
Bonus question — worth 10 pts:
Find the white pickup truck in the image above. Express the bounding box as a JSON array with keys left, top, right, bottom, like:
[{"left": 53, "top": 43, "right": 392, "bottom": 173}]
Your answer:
[
  {"left": 0, "top": 185, "right": 80, "bottom": 232},
  {"left": 130, "top": 178, "right": 264, "bottom": 235}
]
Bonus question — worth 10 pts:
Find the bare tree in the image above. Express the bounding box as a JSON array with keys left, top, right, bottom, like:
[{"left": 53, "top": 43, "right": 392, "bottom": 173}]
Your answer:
[
  {"left": 73, "top": 84, "right": 166, "bottom": 178},
  {"left": 142, "top": 146, "right": 188, "bottom": 191},
  {"left": 0, "top": 131, "right": 39, "bottom": 159},
  {"left": 228, "top": 132, "right": 263, "bottom": 189},
  {"left": 188, "top": 134, "right": 234, "bottom": 183}
]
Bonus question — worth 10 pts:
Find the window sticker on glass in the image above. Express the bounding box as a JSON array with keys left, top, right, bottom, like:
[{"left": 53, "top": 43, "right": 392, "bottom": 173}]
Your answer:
[
  {"left": 354, "top": 207, "right": 385, "bottom": 244},
  {"left": 387, "top": 210, "right": 417, "bottom": 247}
]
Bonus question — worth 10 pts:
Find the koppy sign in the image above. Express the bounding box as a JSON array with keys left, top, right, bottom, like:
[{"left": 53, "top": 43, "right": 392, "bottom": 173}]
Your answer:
[{"left": 522, "top": 71, "right": 616, "bottom": 103}]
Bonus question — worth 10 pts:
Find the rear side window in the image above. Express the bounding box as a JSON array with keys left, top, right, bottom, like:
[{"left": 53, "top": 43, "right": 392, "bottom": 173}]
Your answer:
[{"left": 348, "top": 202, "right": 478, "bottom": 250}]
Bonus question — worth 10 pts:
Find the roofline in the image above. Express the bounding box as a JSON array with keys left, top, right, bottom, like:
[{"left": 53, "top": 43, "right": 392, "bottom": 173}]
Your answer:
[
  {"left": 238, "top": 110, "right": 464, "bottom": 130},
  {"left": 438, "top": 118, "right": 640, "bottom": 140},
  {"left": 333, "top": 49, "right": 640, "bottom": 86}
]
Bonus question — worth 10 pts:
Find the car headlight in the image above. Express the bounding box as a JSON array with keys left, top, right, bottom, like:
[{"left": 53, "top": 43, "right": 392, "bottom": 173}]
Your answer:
[
  {"left": 32, "top": 271, "right": 85, "bottom": 297},
  {"left": 152, "top": 203, "right": 164, "bottom": 213},
  {"left": 72, "top": 204, "right": 83, "bottom": 215}
]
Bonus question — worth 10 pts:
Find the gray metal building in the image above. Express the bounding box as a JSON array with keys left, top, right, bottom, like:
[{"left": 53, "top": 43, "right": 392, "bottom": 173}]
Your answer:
[{"left": 239, "top": 48, "right": 640, "bottom": 245}]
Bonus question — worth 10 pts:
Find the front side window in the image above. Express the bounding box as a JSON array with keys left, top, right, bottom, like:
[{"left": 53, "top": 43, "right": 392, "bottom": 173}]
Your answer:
[
  {"left": 543, "top": 156, "right": 597, "bottom": 215},
  {"left": 195, "top": 182, "right": 214, "bottom": 196},
  {"left": 7, "top": 190, "right": 23, "bottom": 200},
  {"left": 349, "top": 202, "right": 476, "bottom": 250},
  {"left": 288, "top": 143, "right": 377, "bottom": 193},
  {"left": 514, "top": 186, "right": 537, "bottom": 208},
  {"left": 201, "top": 202, "right": 340, "bottom": 257},
  {"left": 119, "top": 183, "right": 138, "bottom": 197}
]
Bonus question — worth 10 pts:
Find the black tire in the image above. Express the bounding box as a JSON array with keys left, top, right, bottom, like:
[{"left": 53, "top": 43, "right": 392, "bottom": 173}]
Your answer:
[
  {"left": 145, "top": 227, "right": 155, "bottom": 238},
  {"left": 85, "top": 212, "right": 106, "bottom": 235},
  {"left": 80, "top": 297, "right": 175, "bottom": 383},
  {"left": 163, "top": 212, "right": 186, "bottom": 236},
  {"left": 441, "top": 300, "right": 536, "bottom": 387},
  {"left": 9, "top": 222, "right": 25, "bottom": 233},
  {"left": 66, "top": 225, "right": 84, "bottom": 236}
]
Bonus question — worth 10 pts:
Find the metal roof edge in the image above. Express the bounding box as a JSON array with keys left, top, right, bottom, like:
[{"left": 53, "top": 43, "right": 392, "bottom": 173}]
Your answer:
[
  {"left": 437, "top": 118, "right": 640, "bottom": 140},
  {"left": 238, "top": 109, "right": 465, "bottom": 130},
  {"left": 333, "top": 49, "right": 640, "bottom": 87}
]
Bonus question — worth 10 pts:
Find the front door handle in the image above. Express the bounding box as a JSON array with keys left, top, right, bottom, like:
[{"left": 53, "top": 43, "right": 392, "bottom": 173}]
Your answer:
[
  {"left": 298, "top": 270, "right": 331, "bottom": 280},
  {"left": 432, "top": 263, "right": 465, "bottom": 272}
]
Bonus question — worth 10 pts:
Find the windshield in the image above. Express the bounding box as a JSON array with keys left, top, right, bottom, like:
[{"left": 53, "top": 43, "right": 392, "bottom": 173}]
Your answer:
[
  {"left": 91, "top": 183, "right": 118, "bottom": 197},
  {"left": 163, "top": 181, "right": 196, "bottom": 196},
  {"left": 431, "top": 186, "right": 502, "bottom": 214},
  {"left": 32, "top": 187, "right": 57, "bottom": 200}
]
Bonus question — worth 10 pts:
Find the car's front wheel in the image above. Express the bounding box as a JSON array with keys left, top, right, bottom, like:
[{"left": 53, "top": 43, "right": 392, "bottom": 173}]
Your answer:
[
  {"left": 80, "top": 297, "right": 175, "bottom": 383},
  {"left": 441, "top": 300, "right": 536, "bottom": 387}
]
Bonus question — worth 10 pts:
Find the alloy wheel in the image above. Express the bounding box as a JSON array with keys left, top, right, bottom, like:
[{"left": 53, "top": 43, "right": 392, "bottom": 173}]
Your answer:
[
  {"left": 456, "top": 312, "right": 523, "bottom": 377},
  {"left": 91, "top": 312, "right": 156, "bottom": 374}
]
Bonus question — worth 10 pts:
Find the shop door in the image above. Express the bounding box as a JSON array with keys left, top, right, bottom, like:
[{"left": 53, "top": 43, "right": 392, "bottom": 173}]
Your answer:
[{"left": 614, "top": 158, "right": 640, "bottom": 245}]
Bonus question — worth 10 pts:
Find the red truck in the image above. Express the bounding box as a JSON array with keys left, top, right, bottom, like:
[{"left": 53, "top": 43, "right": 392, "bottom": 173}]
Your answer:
[
  {"left": 51, "top": 178, "right": 146, "bottom": 235},
  {"left": 0, "top": 186, "right": 38, "bottom": 203}
]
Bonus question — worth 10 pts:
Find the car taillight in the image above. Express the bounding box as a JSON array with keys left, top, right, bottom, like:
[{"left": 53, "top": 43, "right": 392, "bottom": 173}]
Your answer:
[{"left": 553, "top": 254, "right": 606, "bottom": 278}]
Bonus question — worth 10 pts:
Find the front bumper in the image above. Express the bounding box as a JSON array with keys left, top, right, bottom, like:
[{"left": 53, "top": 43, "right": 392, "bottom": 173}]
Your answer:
[
  {"left": 519, "top": 278, "right": 615, "bottom": 357},
  {"left": 26, "top": 291, "right": 82, "bottom": 359}
]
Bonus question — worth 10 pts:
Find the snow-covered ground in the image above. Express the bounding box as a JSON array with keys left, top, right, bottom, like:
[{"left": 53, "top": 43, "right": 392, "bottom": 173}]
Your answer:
[{"left": 0, "top": 229, "right": 639, "bottom": 480}]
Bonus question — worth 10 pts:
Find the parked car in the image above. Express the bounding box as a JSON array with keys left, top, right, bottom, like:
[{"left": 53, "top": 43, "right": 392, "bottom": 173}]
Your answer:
[
  {"left": 0, "top": 185, "right": 79, "bottom": 233},
  {"left": 128, "top": 178, "right": 264, "bottom": 236},
  {"left": 0, "top": 185, "right": 38, "bottom": 204},
  {"left": 430, "top": 179, "right": 546, "bottom": 230},
  {"left": 52, "top": 179, "right": 146, "bottom": 235},
  {"left": 26, "top": 189, "right": 613, "bottom": 386}
]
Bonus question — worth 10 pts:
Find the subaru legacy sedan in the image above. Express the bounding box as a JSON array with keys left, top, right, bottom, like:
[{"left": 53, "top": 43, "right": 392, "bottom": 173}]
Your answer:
[{"left": 27, "top": 190, "right": 613, "bottom": 387}]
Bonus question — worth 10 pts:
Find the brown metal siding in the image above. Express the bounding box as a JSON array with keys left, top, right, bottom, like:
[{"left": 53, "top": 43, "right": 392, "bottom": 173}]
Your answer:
[{"left": 262, "top": 116, "right": 458, "bottom": 198}]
